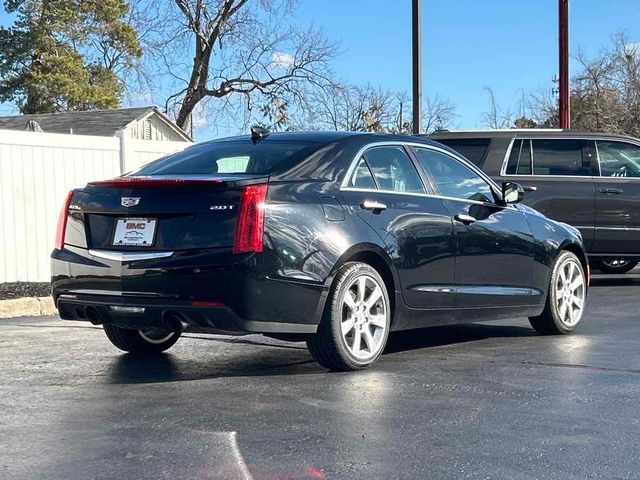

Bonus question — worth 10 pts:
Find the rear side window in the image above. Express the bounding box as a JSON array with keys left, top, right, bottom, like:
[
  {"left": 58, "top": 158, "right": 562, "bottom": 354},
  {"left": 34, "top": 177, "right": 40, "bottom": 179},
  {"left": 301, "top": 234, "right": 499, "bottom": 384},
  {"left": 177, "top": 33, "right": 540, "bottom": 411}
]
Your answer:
[
  {"left": 531, "top": 139, "right": 589, "bottom": 176},
  {"left": 505, "top": 139, "right": 532, "bottom": 175},
  {"left": 597, "top": 141, "right": 640, "bottom": 177},
  {"left": 357, "top": 146, "right": 425, "bottom": 194},
  {"left": 350, "top": 158, "right": 377, "bottom": 189},
  {"left": 433, "top": 138, "right": 491, "bottom": 166},
  {"left": 134, "top": 140, "right": 322, "bottom": 175}
]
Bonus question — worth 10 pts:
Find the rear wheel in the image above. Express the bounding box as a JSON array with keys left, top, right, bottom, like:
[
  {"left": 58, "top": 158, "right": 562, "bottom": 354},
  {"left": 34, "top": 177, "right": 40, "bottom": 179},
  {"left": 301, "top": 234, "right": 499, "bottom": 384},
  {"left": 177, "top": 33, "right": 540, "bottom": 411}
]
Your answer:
[
  {"left": 529, "top": 251, "right": 586, "bottom": 335},
  {"left": 103, "top": 324, "right": 181, "bottom": 354},
  {"left": 593, "top": 258, "right": 637, "bottom": 274},
  {"left": 307, "top": 262, "right": 390, "bottom": 371}
]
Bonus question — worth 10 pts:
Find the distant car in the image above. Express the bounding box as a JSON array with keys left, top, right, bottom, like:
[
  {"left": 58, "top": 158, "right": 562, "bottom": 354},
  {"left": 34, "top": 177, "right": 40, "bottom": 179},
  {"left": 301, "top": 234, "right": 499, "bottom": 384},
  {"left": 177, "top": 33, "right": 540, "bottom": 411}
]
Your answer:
[
  {"left": 429, "top": 129, "right": 640, "bottom": 274},
  {"left": 51, "top": 131, "right": 588, "bottom": 370}
]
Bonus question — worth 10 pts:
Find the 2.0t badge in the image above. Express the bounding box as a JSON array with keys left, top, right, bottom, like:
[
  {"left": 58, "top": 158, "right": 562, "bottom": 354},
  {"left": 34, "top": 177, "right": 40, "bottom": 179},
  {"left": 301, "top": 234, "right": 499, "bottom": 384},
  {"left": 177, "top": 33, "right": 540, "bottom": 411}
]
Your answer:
[{"left": 121, "top": 197, "right": 141, "bottom": 208}]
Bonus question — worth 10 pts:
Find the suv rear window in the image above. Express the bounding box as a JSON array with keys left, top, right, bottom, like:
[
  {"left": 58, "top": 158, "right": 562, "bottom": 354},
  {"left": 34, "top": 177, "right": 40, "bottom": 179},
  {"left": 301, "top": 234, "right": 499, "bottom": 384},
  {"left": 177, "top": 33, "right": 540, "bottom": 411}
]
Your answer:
[
  {"left": 531, "top": 139, "right": 590, "bottom": 176},
  {"left": 432, "top": 138, "right": 491, "bottom": 166},
  {"left": 134, "top": 140, "right": 322, "bottom": 175}
]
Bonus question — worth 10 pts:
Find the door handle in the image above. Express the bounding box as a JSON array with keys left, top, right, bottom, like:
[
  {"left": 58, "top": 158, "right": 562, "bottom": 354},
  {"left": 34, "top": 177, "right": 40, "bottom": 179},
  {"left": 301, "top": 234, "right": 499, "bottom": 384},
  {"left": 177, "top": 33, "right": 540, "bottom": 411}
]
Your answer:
[
  {"left": 454, "top": 214, "right": 477, "bottom": 225},
  {"left": 523, "top": 185, "right": 538, "bottom": 192},
  {"left": 599, "top": 188, "right": 623, "bottom": 195},
  {"left": 360, "top": 200, "right": 387, "bottom": 213}
]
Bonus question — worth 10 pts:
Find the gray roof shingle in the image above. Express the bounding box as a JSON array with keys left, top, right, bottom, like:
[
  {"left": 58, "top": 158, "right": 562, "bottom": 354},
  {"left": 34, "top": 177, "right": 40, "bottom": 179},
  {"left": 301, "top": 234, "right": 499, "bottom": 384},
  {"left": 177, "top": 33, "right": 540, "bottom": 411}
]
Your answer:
[{"left": 0, "top": 106, "right": 157, "bottom": 137}]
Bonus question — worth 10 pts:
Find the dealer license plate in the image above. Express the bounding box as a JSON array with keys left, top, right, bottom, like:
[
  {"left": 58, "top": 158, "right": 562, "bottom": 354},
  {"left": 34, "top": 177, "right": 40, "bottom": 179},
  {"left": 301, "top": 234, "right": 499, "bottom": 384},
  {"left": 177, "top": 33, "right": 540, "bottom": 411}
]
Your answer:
[{"left": 113, "top": 218, "right": 157, "bottom": 247}]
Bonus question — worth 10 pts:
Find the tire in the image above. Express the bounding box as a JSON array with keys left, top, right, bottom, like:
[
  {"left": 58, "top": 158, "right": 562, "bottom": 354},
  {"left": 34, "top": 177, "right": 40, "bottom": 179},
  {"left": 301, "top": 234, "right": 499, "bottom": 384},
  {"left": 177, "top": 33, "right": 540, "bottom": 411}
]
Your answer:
[
  {"left": 103, "top": 323, "right": 181, "bottom": 354},
  {"left": 529, "top": 251, "right": 587, "bottom": 335},
  {"left": 593, "top": 258, "right": 638, "bottom": 274},
  {"left": 306, "top": 262, "right": 391, "bottom": 371}
]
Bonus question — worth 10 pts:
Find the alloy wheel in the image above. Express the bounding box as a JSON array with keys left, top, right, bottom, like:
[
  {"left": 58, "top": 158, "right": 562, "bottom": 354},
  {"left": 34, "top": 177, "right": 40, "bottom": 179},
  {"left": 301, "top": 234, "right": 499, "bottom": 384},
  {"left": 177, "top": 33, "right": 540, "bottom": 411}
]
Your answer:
[
  {"left": 340, "top": 274, "right": 388, "bottom": 361},
  {"left": 554, "top": 258, "right": 585, "bottom": 327}
]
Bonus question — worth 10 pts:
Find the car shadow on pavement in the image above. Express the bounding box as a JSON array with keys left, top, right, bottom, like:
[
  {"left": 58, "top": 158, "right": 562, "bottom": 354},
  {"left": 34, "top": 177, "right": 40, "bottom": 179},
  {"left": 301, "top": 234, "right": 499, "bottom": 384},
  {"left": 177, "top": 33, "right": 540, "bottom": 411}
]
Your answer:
[
  {"left": 106, "top": 323, "right": 534, "bottom": 384},
  {"left": 589, "top": 275, "right": 640, "bottom": 287},
  {"left": 383, "top": 323, "right": 535, "bottom": 355}
]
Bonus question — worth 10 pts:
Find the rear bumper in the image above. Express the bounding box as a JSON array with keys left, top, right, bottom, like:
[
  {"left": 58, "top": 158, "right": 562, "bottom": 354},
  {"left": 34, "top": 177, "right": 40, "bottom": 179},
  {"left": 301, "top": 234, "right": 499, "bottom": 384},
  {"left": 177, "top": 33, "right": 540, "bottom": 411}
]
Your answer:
[
  {"left": 51, "top": 245, "right": 326, "bottom": 335},
  {"left": 56, "top": 294, "right": 317, "bottom": 334}
]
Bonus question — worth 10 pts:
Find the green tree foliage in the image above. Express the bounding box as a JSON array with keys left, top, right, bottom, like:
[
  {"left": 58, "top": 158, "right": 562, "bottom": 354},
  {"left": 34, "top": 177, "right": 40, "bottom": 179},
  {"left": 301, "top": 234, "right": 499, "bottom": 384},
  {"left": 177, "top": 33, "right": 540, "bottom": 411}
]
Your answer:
[{"left": 0, "top": 0, "right": 142, "bottom": 113}]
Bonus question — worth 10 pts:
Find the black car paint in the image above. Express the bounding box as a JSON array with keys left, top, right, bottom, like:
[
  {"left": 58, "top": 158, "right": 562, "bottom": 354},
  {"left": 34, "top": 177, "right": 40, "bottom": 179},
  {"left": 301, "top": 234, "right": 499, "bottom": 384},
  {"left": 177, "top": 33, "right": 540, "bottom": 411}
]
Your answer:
[
  {"left": 429, "top": 130, "right": 640, "bottom": 259},
  {"left": 52, "top": 132, "right": 586, "bottom": 336}
]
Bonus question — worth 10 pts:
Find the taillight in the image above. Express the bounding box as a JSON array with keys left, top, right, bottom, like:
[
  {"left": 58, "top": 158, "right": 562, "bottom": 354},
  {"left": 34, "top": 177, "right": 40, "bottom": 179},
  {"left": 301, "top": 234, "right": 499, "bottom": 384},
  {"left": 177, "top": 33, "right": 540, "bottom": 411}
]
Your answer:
[
  {"left": 233, "top": 184, "right": 268, "bottom": 254},
  {"left": 54, "top": 190, "right": 74, "bottom": 250}
]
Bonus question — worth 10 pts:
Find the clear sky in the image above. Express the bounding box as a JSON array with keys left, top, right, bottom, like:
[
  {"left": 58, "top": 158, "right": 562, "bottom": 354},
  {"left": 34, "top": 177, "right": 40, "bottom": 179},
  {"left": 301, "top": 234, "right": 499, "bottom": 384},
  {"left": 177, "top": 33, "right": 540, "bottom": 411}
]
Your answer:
[
  {"left": 291, "top": 0, "right": 640, "bottom": 129},
  {"left": 1, "top": 1, "right": 639, "bottom": 135}
]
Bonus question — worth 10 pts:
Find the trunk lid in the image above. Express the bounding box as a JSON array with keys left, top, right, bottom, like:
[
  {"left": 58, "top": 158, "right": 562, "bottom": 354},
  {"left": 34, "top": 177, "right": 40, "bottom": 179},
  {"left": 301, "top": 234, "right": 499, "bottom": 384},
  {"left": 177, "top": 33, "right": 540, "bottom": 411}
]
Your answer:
[{"left": 69, "top": 175, "right": 267, "bottom": 251}]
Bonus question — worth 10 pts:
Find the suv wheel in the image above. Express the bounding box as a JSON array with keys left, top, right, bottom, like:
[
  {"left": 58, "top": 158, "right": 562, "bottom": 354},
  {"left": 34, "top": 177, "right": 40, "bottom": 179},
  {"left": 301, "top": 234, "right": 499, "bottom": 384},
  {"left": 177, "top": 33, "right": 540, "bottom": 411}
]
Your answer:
[
  {"left": 307, "top": 262, "right": 391, "bottom": 371},
  {"left": 103, "top": 324, "right": 181, "bottom": 354},
  {"left": 529, "top": 251, "right": 586, "bottom": 335},
  {"left": 593, "top": 258, "right": 638, "bottom": 274}
]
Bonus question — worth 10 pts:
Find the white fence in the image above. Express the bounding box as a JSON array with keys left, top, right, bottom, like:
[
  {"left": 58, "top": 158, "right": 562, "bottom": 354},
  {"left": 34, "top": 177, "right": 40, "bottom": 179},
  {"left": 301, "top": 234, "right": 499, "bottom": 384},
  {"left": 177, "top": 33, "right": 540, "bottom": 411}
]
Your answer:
[{"left": 0, "top": 129, "right": 191, "bottom": 283}]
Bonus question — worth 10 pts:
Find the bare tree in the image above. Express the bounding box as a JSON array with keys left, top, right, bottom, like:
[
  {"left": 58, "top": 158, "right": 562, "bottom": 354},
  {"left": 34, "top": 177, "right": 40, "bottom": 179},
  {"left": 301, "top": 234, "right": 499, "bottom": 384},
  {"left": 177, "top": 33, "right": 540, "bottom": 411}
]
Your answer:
[
  {"left": 304, "top": 83, "right": 396, "bottom": 132},
  {"left": 422, "top": 95, "right": 457, "bottom": 134},
  {"left": 145, "top": 0, "right": 338, "bottom": 130},
  {"left": 481, "top": 87, "right": 513, "bottom": 129},
  {"left": 300, "top": 83, "right": 456, "bottom": 134},
  {"left": 528, "top": 33, "right": 640, "bottom": 136}
]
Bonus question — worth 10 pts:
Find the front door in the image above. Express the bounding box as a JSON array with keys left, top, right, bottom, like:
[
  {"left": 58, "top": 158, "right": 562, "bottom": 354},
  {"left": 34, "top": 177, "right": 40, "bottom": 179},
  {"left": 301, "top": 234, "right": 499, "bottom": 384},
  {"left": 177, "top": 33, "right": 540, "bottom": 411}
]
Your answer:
[
  {"left": 339, "top": 144, "right": 456, "bottom": 309},
  {"left": 592, "top": 139, "right": 640, "bottom": 254},
  {"left": 413, "top": 146, "right": 535, "bottom": 307}
]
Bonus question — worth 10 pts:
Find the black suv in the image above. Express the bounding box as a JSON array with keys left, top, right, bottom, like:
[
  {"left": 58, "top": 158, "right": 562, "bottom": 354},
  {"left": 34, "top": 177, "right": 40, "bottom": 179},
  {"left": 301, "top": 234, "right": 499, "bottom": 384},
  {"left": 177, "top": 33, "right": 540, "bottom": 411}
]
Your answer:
[{"left": 429, "top": 130, "right": 640, "bottom": 274}]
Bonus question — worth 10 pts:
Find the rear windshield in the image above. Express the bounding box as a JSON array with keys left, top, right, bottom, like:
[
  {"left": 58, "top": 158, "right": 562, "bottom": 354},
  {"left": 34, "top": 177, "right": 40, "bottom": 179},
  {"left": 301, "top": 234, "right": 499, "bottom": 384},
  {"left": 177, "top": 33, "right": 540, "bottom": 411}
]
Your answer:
[
  {"left": 433, "top": 138, "right": 491, "bottom": 166},
  {"left": 134, "top": 140, "right": 322, "bottom": 176}
]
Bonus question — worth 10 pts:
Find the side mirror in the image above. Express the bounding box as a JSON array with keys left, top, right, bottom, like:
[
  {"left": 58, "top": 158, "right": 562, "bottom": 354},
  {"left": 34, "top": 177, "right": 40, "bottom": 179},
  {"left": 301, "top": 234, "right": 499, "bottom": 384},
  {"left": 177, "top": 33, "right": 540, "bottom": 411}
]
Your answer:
[{"left": 502, "top": 182, "right": 524, "bottom": 204}]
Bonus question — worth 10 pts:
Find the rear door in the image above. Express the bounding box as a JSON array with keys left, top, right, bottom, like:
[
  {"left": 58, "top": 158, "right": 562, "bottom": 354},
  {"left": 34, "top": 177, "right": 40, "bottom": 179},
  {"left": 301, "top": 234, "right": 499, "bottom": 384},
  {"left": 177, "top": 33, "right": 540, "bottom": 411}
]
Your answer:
[
  {"left": 414, "top": 146, "right": 535, "bottom": 307},
  {"left": 339, "top": 144, "right": 456, "bottom": 309},
  {"left": 499, "top": 138, "right": 596, "bottom": 249},
  {"left": 592, "top": 139, "right": 640, "bottom": 254}
]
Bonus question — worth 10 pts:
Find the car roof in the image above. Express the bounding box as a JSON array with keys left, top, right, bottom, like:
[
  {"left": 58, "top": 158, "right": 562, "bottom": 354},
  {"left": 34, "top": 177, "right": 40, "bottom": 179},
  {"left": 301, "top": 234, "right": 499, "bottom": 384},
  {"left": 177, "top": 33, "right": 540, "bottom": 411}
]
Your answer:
[
  {"left": 207, "top": 131, "right": 366, "bottom": 144},
  {"left": 426, "top": 129, "right": 640, "bottom": 142},
  {"left": 205, "top": 131, "right": 443, "bottom": 146}
]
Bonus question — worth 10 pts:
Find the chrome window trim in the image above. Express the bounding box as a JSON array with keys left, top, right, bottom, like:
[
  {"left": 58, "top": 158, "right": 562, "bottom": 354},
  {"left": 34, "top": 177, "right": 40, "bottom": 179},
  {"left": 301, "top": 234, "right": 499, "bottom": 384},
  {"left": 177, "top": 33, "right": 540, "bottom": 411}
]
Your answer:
[
  {"left": 340, "top": 141, "right": 517, "bottom": 210},
  {"left": 340, "top": 187, "right": 517, "bottom": 209},
  {"left": 500, "top": 136, "right": 640, "bottom": 179},
  {"left": 89, "top": 250, "right": 174, "bottom": 262},
  {"left": 593, "top": 140, "right": 602, "bottom": 177},
  {"left": 341, "top": 141, "right": 504, "bottom": 193}
]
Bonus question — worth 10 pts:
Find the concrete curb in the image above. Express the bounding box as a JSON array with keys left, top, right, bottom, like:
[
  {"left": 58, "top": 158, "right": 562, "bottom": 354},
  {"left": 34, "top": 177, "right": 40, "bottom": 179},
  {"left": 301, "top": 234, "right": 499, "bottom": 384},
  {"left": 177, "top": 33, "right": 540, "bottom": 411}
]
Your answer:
[{"left": 0, "top": 297, "right": 57, "bottom": 319}]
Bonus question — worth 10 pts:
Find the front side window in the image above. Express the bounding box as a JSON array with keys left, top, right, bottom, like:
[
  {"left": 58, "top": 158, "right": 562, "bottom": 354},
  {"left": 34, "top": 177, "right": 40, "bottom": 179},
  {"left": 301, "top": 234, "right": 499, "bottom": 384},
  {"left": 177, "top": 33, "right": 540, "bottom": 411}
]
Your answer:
[
  {"left": 597, "top": 141, "right": 640, "bottom": 177},
  {"left": 415, "top": 148, "right": 495, "bottom": 204},
  {"left": 355, "top": 146, "right": 425, "bottom": 194},
  {"left": 531, "top": 139, "right": 589, "bottom": 176}
]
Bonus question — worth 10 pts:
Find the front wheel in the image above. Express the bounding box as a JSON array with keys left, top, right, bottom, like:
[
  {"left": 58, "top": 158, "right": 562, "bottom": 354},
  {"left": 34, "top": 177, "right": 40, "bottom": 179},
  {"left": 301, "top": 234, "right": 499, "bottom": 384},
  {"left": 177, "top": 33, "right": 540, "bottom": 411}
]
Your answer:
[
  {"left": 593, "top": 258, "right": 638, "bottom": 274},
  {"left": 529, "top": 251, "right": 587, "bottom": 335},
  {"left": 103, "top": 324, "right": 181, "bottom": 354},
  {"left": 307, "top": 262, "right": 391, "bottom": 371}
]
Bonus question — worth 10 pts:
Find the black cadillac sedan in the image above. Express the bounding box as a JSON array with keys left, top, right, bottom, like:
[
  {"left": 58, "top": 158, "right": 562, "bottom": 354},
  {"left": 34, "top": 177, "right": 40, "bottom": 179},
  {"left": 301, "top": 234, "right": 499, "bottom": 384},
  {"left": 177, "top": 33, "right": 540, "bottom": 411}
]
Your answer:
[{"left": 51, "top": 131, "right": 589, "bottom": 370}]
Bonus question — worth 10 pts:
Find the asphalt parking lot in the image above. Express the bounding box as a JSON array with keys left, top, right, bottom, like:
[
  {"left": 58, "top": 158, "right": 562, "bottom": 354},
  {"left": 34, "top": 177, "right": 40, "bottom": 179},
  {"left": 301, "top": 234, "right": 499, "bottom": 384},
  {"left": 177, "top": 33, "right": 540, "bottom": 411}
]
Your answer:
[{"left": 1, "top": 273, "right": 640, "bottom": 480}]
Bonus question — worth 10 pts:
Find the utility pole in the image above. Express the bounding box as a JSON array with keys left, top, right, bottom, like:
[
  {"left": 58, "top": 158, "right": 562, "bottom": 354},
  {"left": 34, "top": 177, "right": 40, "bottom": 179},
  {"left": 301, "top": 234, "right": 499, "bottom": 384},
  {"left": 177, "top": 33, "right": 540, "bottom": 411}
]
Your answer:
[
  {"left": 412, "top": 0, "right": 422, "bottom": 134},
  {"left": 559, "top": 0, "right": 570, "bottom": 129}
]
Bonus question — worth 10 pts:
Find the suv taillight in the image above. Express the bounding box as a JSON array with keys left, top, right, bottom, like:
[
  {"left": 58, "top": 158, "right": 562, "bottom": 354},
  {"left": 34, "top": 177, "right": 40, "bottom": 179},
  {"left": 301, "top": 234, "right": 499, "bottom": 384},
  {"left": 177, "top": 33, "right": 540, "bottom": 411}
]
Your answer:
[
  {"left": 233, "top": 184, "right": 268, "bottom": 254},
  {"left": 54, "top": 190, "right": 74, "bottom": 250}
]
